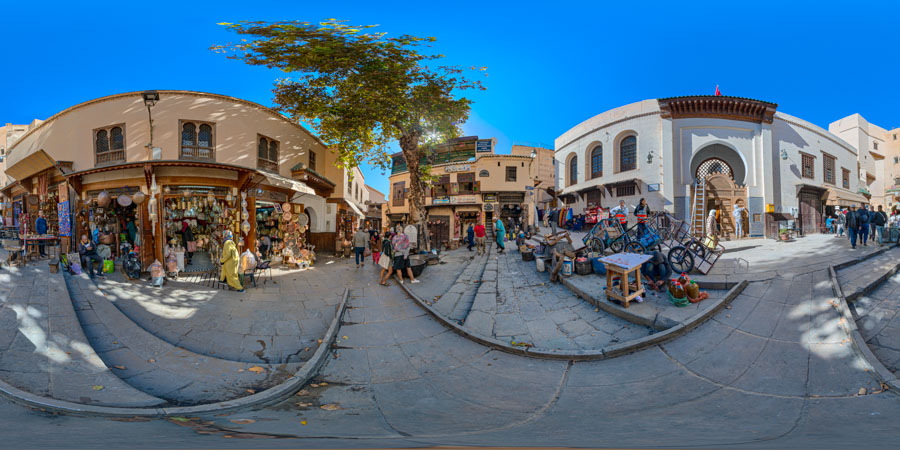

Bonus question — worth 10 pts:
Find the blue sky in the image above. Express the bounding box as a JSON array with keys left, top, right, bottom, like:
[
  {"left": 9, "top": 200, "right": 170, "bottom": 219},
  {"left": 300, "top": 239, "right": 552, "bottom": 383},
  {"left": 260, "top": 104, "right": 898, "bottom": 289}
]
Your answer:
[{"left": 2, "top": 0, "right": 899, "bottom": 193}]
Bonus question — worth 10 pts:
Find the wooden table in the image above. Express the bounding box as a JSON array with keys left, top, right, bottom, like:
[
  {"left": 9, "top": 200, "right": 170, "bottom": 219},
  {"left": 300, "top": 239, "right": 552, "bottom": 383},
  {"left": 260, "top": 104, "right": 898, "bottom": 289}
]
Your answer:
[{"left": 599, "top": 253, "right": 652, "bottom": 308}]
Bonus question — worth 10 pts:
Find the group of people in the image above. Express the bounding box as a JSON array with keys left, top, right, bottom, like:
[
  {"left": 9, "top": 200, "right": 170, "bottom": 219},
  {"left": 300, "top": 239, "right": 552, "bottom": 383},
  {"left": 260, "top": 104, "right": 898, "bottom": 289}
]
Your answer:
[
  {"left": 465, "top": 222, "right": 488, "bottom": 254},
  {"left": 828, "top": 205, "right": 895, "bottom": 249}
]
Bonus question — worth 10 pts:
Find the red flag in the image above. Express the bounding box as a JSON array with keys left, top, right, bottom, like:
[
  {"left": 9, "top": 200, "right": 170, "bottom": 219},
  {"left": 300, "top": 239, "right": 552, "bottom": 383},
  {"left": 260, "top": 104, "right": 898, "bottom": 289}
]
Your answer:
[{"left": 715, "top": 85, "right": 722, "bottom": 96}]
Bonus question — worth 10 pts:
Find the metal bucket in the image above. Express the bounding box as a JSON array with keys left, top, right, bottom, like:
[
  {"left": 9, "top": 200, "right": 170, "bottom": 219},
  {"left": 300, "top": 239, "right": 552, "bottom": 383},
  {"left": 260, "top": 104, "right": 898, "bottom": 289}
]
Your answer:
[{"left": 561, "top": 257, "right": 573, "bottom": 277}]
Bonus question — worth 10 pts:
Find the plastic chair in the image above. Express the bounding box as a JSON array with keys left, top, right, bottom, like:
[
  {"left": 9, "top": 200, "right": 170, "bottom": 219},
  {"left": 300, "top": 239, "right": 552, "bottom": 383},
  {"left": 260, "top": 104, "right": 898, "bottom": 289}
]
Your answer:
[{"left": 256, "top": 260, "right": 273, "bottom": 284}]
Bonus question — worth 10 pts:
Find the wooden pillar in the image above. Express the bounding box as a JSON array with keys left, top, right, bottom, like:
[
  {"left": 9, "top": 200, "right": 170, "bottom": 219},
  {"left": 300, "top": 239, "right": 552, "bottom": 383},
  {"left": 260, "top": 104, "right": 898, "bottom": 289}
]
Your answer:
[
  {"left": 155, "top": 189, "right": 164, "bottom": 264},
  {"left": 247, "top": 197, "right": 257, "bottom": 254}
]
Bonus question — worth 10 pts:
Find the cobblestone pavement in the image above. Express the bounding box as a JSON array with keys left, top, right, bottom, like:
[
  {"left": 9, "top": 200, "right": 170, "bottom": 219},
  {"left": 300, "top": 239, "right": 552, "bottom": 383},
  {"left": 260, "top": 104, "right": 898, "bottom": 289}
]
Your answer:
[
  {"left": 846, "top": 247, "right": 900, "bottom": 373},
  {"left": 93, "top": 257, "right": 346, "bottom": 364},
  {"left": 2, "top": 242, "right": 900, "bottom": 448},
  {"left": 411, "top": 244, "right": 653, "bottom": 350}
]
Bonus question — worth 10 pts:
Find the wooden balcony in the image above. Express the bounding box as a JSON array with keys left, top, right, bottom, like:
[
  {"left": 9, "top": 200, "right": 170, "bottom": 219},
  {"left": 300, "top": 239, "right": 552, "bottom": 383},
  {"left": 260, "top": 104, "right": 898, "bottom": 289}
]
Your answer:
[
  {"left": 95, "top": 150, "right": 125, "bottom": 166},
  {"left": 180, "top": 146, "right": 215, "bottom": 161},
  {"left": 257, "top": 158, "right": 279, "bottom": 173}
]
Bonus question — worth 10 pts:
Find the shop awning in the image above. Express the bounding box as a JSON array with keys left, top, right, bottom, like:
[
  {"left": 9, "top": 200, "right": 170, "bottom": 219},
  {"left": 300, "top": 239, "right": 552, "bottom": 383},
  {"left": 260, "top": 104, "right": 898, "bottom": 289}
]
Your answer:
[
  {"left": 825, "top": 188, "right": 868, "bottom": 207},
  {"left": 262, "top": 172, "right": 315, "bottom": 196},
  {"left": 345, "top": 200, "right": 365, "bottom": 217},
  {"left": 5, "top": 149, "right": 57, "bottom": 182}
]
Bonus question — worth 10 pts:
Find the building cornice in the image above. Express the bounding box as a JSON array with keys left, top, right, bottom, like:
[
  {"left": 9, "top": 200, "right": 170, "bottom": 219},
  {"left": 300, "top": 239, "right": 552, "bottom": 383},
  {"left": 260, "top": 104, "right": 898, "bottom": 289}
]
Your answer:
[
  {"left": 555, "top": 111, "right": 662, "bottom": 154},
  {"left": 775, "top": 116, "right": 858, "bottom": 156},
  {"left": 658, "top": 96, "right": 778, "bottom": 124}
]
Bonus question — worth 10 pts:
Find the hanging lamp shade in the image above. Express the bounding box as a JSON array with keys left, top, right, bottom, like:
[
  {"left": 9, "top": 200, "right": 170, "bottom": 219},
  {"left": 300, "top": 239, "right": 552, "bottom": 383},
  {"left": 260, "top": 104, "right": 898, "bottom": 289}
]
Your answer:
[
  {"left": 132, "top": 191, "right": 146, "bottom": 205},
  {"left": 97, "top": 191, "right": 111, "bottom": 207}
]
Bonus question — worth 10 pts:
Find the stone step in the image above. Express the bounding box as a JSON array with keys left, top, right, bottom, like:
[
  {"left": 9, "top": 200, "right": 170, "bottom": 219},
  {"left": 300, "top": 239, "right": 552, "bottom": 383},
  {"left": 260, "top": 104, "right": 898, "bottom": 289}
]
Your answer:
[
  {"left": 64, "top": 273, "right": 310, "bottom": 406},
  {"left": 837, "top": 247, "right": 900, "bottom": 303},
  {"left": 433, "top": 243, "right": 492, "bottom": 322},
  {"left": 0, "top": 265, "right": 165, "bottom": 408}
]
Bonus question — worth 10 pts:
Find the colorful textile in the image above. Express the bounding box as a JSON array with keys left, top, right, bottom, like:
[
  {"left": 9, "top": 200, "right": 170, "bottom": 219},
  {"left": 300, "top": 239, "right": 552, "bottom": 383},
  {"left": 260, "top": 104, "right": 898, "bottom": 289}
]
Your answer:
[{"left": 57, "top": 201, "right": 71, "bottom": 236}]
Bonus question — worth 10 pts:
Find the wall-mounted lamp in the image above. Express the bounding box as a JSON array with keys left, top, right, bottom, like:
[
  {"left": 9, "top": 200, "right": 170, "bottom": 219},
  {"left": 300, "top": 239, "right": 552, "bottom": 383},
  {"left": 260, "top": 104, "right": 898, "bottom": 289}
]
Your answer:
[
  {"left": 530, "top": 149, "right": 537, "bottom": 159},
  {"left": 646, "top": 151, "right": 655, "bottom": 164},
  {"left": 780, "top": 149, "right": 788, "bottom": 160}
]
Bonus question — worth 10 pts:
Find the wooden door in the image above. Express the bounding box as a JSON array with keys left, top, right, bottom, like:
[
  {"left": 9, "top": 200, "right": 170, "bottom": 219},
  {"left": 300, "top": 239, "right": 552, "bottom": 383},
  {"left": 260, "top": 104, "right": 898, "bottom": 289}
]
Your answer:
[{"left": 799, "top": 192, "right": 822, "bottom": 234}]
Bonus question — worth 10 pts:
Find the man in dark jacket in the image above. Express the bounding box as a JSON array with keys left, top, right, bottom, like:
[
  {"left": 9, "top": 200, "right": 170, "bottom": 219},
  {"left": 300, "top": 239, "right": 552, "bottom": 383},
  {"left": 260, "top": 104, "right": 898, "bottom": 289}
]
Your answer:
[
  {"left": 873, "top": 205, "right": 888, "bottom": 245},
  {"left": 35, "top": 212, "right": 48, "bottom": 257},
  {"left": 858, "top": 205, "right": 871, "bottom": 246},
  {"left": 466, "top": 224, "right": 475, "bottom": 251},
  {"left": 846, "top": 207, "right": 860, "bottom": 249}
]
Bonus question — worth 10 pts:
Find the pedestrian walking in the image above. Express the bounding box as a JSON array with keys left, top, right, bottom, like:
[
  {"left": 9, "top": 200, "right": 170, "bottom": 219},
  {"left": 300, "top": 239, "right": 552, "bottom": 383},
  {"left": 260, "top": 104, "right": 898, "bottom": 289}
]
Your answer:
[
  {"left": 371, "top": 232, "right": 381, "bottom": 264},
  {"left": 859, "top": 205, "right": 871, "bottom": 246},
  {"left": 873, "top": 205, "right": 888, "bottom": 245},
  {"left": 732, "top": 204, "right": 745, "bottom": 239},
  {"left": 846, "top": 207, "right": 860, "bottom": 249},
  {"left": 474, "top": 221, "right": 486, "bottom": 255},
  {"left": 391, "top": 225, "right": 419, "bottom": 284},
  {"left": 219, "top": 230, "right": 243, "bottom": 292},
  {"left": 706, "top": 209, "right": 718, "bottom": 237},
  {"left": 379, "top": 231, "right": 394, "bottom": 286},
  {"left": 495, "top": 217, "right": 506, "bottom": 253},
  {"left": 353, "top": 224, "right": 369, "bottom": 268},
  {"left": 836, "top": 211, "right": 845, "bottom": 237},
  {"left": 466, "top": 224, "right": 475, "bottom": 251}
]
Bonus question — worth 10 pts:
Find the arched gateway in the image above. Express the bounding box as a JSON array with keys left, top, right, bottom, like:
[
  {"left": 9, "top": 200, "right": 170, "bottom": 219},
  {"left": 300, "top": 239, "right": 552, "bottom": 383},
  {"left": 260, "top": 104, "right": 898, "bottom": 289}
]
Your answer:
[{"left": 690, "top": 154, "right": 748, "bottom": 239}]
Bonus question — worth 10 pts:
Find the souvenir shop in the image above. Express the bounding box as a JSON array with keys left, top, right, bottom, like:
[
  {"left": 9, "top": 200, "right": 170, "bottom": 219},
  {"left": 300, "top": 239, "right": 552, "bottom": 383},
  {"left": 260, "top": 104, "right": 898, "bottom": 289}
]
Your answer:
[
  {"left": 79, "top": 186, "right": 145, "bottom": 260},
  {"left": 1, "top": 164, "right": 71, "bottom": 261},
  {"left": 253, "top": 193, "right": 314, "bottom": 268},
  {"left": 161, "top": 185, "right": 237, "bottom": 272}
]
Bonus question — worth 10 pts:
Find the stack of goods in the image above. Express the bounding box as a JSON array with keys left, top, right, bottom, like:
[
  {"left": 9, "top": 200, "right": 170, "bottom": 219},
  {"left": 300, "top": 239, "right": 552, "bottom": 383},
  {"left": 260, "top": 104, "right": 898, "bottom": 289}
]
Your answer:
[
  {"left": 164, "top": 195, "right": 235, "bottom": 254},
  {"left": 667, "top": 273, "right": 709, "bottom": 306}
]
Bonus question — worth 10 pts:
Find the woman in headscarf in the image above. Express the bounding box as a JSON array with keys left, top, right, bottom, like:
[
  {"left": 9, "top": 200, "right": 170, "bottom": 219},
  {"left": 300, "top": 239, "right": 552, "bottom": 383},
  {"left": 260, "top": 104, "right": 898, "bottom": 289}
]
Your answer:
[
  {"left": 219, "top": 230, "right": 244, "bottom": 292},
  {"left": 494, "top": 217, "right": 506, "bottom": 253},
  {"left": 706, "top": 209, "right": 718, "bottom": 238}
]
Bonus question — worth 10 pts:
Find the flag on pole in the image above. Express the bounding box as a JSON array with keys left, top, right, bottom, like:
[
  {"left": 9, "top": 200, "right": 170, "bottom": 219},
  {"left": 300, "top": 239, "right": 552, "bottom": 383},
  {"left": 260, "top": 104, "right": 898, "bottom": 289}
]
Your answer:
[{"left": 715, "top": 85, "right": 722, "bottom": 96}]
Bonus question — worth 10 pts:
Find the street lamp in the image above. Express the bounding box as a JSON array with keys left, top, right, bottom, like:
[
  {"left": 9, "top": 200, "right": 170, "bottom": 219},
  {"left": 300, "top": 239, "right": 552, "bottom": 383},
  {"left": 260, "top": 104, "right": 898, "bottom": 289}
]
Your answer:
[
  {"left": 781, "top": 149, "right": 788, "bottom": 160},
  {"left": 142, "top": 91, "right": 160, "bottom": 159},
  {"left": 530, "top": 149, "right": 537, "bottom": 159}
]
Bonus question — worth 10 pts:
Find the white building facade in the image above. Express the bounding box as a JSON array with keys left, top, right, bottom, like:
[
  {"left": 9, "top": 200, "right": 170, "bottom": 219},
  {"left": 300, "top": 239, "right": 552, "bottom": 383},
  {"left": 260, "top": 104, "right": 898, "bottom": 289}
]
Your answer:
[{"left": 555, "top": 96, "right": 868, "bottom": 238}]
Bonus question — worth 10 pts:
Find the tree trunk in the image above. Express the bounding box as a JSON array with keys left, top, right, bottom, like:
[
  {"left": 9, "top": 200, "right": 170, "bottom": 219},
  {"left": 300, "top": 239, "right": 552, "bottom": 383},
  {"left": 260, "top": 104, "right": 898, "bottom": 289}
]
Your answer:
[{"left": 399, "top": 132, "right": 430, "bottom": 250}]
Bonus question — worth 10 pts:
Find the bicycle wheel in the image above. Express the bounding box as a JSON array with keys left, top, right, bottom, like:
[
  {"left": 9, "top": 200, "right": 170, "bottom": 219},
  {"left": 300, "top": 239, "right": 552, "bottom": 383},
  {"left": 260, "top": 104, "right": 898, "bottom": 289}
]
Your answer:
[
  {"left": 668, "top": 246, "right": 695, "bottom": 273},
  {"left": 687, "top": 241, "right": 706, "bottom": 259},
  {"left": 624, "top": 241, "right": 646, "bottom": 254},
  {"left": 587, "top": 238, "right": 605, "bottom": 254}
]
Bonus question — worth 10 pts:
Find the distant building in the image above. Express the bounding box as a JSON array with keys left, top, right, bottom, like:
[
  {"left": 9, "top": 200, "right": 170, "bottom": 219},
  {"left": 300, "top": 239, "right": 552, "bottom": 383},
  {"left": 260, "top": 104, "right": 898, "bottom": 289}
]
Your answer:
[
  {"left": 511, "top": 143, "right": 555, "bottom": 208},
  {"left": 386, "top": 136, "right": 535, "bottom": 248},
  {"left": 365, "top": 185, "right": 385, "bottom": 231}
]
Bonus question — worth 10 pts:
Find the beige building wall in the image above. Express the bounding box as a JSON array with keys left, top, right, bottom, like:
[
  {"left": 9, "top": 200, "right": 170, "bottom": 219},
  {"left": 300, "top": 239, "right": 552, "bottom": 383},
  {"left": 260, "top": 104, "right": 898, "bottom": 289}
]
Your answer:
[
  {"left": 0, "top": 123, "right": 30, "bottom": 187},
  {"left": 883, "top": 127, "right": 900, "bottom": 211},
  {"left": 828, "top": 114, "right": 888, "bottom": 207},
  {"left": 511, "top": 144, "right": 554, "bottom": 206},
  {"left": 6, "top": 91, "right": 326, "bottom": 180}
]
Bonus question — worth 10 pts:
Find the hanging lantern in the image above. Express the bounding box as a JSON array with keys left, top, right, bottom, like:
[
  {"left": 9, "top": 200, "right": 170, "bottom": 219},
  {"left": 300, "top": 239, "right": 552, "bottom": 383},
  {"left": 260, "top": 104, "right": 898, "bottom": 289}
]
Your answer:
[
  {"left": 132, "top": 191, "right": 146, "bottom": 205},
  {"left": 183, "top": 189, "right": 191, "bottom": 198},
  {"left": 241, "top": 219, "right": 251, "bottom": 235},
  {"left": 97, "top": 191, "right": 111, "bottom": 207},
  {"left": 207, "top": 191, "right": 215, "bottom": 204},
  {"left": 241, "top": 198, "right": 248, "bottom": 209}
]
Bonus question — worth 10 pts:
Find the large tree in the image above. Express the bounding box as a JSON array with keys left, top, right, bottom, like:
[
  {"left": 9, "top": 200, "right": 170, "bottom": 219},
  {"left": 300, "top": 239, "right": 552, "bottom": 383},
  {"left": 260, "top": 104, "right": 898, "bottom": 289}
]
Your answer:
[{"left": 212, "top": 19, "right": 485, "bottom": 228}]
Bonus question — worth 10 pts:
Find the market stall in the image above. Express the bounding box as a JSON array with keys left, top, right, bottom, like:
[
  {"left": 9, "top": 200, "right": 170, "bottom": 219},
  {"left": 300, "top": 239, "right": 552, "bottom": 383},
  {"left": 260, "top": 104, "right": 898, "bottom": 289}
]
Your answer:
[{"left": 162, "top": 186, "right": 237, "bottom": 273}]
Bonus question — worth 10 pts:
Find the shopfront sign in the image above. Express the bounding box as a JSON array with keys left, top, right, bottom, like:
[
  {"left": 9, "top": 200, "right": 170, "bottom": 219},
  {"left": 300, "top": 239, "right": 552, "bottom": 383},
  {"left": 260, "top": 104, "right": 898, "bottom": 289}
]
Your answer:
[
  {"left": 453, "top": 195, "right": 477, "bottom": 204},
  {"left": 432, "top": 196, "right": 450, "bottom": 204},
  {"left": 482, "top": 193, "right": 497, "bottom": 203},
  {"left": 252, "top": 188, "right": 288, "bottom": 204},
  {"left": 444, "top": 164, "right": 471, "bottom": 173},
  {"left": 476, "top": 139, "right": 493, "bottom": 153}
]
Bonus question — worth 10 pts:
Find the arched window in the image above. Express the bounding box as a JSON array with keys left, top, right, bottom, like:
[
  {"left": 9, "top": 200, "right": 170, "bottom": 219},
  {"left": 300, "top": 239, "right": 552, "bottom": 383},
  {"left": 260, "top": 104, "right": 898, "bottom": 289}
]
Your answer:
[
  {"left": 695, "top": 158, "right": 733, "bottom": 180},
  {"left": 620, "top": 136, "right": 636, "bottom": 172},
  {"left": 94, "top": 125, "right": 126, "bottom": 165},
  {"left": 95, "top": 130, "right": 109, "bottom": 155},
  {"left": 110, "top": 127, "right": 124, "bottom": 151},
  {"left": 257, "top": 134, "right": 280, "bottom": 172},
  {"left": 590, "top": 145, "right": 603, "bottom": 179},
  {"left": 180, "top": 121, "right": 215, "bottom": 160},
  {"left": 568, "top": 155, "right": 578, "bottom": 186}
]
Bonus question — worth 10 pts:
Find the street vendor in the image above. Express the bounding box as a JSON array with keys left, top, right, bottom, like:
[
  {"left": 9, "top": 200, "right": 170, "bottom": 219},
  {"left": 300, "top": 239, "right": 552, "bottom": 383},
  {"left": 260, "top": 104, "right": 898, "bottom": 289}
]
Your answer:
[{"left": 640, "top": 250, "right": 670, "bottom": 291}]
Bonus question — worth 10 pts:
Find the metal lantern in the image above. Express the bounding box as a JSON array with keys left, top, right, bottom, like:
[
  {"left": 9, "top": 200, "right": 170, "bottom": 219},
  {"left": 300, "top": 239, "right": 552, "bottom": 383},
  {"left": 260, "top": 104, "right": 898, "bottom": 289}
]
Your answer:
[
  {"left": 207, "top": 191, "right": 215, "bottom": 204},
  {"left": 132, "top": 191, "right": 146, "bottom": 205},
  {"left": 97, "top": 191, "right": 111, "bottom": 207},
  {"left": 241, "top": 219, "right": 251, "bottom": 235},
  {"left": 182, "top": 189, "right": 191, "bottom": 198}
]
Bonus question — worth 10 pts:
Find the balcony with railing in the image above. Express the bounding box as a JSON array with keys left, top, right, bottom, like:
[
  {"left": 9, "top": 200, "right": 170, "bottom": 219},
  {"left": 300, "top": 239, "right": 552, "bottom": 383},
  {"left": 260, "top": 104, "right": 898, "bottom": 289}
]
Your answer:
[
  {"left": 180, "top": 146, "right": 215, "bottom": 161},
  {"left": 95, "top": 150, "right": 126, "bottom": 166},
  {"left": 257, "top": 158, "right": 279, "bottom": 173}
]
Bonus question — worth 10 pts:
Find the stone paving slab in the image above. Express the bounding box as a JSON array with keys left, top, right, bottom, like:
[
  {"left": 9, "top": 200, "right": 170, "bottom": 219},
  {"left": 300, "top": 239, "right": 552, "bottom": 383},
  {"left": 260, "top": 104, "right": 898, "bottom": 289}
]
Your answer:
[
  {"left": 65, "top": 272, "right": 311, "bottom": 406},
  {"left": 0, "top": 265, "right": 164, "bottom": 408},
  {"left": 847, "top": 260, "right": 900, "bottom": 374},
  {"left": 92, "top": 260, "right": 344, "bottom": 364},
  {"left": 409, "top": 244, "right": 653, "bottom": 352}
]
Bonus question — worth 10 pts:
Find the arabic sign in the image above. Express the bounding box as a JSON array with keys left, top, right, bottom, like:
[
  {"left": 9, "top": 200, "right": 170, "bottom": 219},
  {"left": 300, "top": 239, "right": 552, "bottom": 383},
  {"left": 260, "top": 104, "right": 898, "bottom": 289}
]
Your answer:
[
  {"left": 432, "top": 197, "right": 450, "bottom": 204},
  {"left": 482, "top": 193, "right": 497, "bottom": 202},
  {"left": 476, "top": 139, "right": 493, "bottom": 153},
  {"left": 444, "top": 164, "right": 471, "bottom": 173},
  {"left": 453, "top": 195, "right": 477, "bottom": 204}
]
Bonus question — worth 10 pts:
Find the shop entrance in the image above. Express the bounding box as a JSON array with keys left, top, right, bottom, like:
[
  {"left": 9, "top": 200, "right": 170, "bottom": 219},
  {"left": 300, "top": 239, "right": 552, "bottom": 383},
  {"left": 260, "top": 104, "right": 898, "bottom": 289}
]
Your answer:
[
  {"left": 692, "top": 173, "right": 747, "bottom": 239},
  {"left": 162, "top": 186, "right": 232, "bottom": 273},
  {"left": 255, "top": 202, "right": 283, "bottom": 260},
  {"left": 799, "top": 191, "right": 824, "bottom": 234},
  {"left": 427, "top": 215, "right": 450, "bottom": 249}
]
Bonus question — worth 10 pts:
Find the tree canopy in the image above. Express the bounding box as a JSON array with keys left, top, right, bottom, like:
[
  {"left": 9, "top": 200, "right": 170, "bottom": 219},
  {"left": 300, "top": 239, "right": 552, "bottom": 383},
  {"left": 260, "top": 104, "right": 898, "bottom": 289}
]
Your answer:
[{"left": 211, "top": 19, "right": 486, "bottom": 174}]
